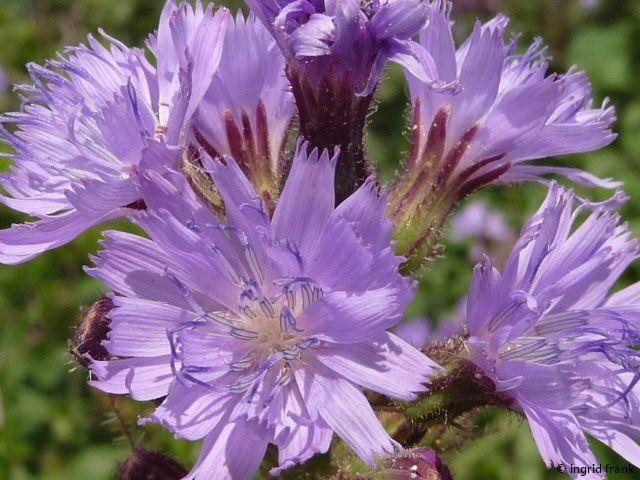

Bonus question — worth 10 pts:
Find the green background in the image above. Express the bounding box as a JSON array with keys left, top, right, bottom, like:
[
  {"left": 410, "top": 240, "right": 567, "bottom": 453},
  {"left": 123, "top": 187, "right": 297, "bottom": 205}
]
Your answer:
[{"left": 0, "top": 0, "right": 639, "bottom": 478}]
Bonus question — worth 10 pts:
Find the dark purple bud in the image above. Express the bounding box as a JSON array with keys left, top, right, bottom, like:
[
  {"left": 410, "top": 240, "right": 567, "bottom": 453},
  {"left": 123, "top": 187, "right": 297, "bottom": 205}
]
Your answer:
[
  {"left": 385, "top": 449, "right": 454, "bottom": 480},
  {"left": 288, "top": 68, "right": 372, "bottom": 204},
  {"left": 118, "top": 449, "right": 187, "bottom": 480},
  {"left": 71, "top": 295, "right": 115, "bottom": 367}
]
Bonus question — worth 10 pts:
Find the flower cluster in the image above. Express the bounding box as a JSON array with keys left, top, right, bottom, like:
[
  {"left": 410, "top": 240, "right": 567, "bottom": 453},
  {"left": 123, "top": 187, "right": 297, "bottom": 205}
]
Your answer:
[{"left": 0, "top": 1, "right": 639, "bottom": 479}]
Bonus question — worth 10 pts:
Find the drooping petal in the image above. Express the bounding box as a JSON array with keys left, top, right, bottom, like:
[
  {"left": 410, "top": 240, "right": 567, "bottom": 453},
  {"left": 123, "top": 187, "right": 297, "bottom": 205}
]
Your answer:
[
  {"left": 0, "top": 208, "right": 122, "bottom": 264},
  {"left": 90, "top": 356, "right": 174, "bottom": 401},
  {"left": 294, "top": 357, "right": 397, "bottom": 466},
  {"left": 313, "top": 332, "right": 439, "bottom": 401},
  {"left": 182, "top": 421, "right": 268, "bottom": 480}
]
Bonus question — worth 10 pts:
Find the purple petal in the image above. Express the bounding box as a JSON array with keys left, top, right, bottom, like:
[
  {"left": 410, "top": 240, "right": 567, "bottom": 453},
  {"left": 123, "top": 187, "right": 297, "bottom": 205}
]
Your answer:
[
  {"left": 144, "top": 383, "right": 234, "bottom": 441},
  {"left": 294, "top": 357, "right": 397, "bottom": 466},
  {"left": 521, "top": 402, "right": 599, "bottom": 471},
  {"left": 313, "top": 332, "right": 440, "bottom": 401},
  {"left": 90, "top": 356, "right": 173, "bottom": 401},
  {"left": 182, "top": 421, "right": 268, "bottom": 480},
  {"left": 0, "top": 208, "right": 122, "bottom": 264},
  {"left": 272, "top": 142, "right": 338, "bottom": 257},
  {"left": 393, "top": 317, "right": 432, "bottom": 349},
  {"left": 301, "top": 288, "right": 411, "bottom": 343},
  {"left": 105, "top": 296, "right": 191, "bottom": 357}
]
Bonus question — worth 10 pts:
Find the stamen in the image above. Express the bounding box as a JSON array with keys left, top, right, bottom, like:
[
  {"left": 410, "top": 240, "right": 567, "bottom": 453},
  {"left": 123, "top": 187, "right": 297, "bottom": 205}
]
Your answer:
[
  {"left": 229, "top": 326, "right": 259, "bottom": 340},
  {"left": 239, "top": 304, "right": 258, "bottom": 319},
  {"left": 240, "top": 197, "right": 269, "bottom": 224},
  {"left": 298, "top": 338, "right": 319, "bottom": 350},
  {"left": 500, "top": 337, "right": 548, "bottom": 360},
  {"left": 501, "top": 338, "right": 561, "bottom": 363},
  {"left": 199, "top": 311, "right": 240, "bottom": 328},
  {"left": 228, "top": 372, "right": 260, "bottom": 394},
  {"left": 210, "top": 244, "right": 242, "bottom": 284},
  {"left": 312, "top": 286, "right": 324, "bottom": 301},
  {"left": 275, "top": 366, "right": 293, "bottom": 388},
  {"left": 285, "top": 239, "right": 304, "bottom": 270},
  {"left": 488, "top": 300, "right": 524, "bottom": 332},
  {"left": 163, "top": 268, "right": 189, "bottom": 297},
  {"left": 185, "top": 218, "right": 201, "bottom": 233},
  {"left": 283, "top": 346, "right": 300, "bottom": 360},
  {"left": 243, "top": 242, "right": 264, "bottom": 284},
  {"left": 285, "top": 285, "right": 296, "bottom": 311},
  {"left": 240, "top": 284, "right": 260, "bottom": 302},
  {"left": 606, "top": 372, "right": 640, "bottom": 411},
  {"left": 179, "top": 372, "right": 223, "bottom": 392},
  {"left": 280, "top": 306, "right": 303, "bottom": 333},
  {"left": 229, "top": 354, "right": 255, "bottom": 371},
  {"left": 301, "top": 283, "right": 313, "bottom": 310},
  {"left": 259, "top": 299, "right": 275, "bottom": 318},
  {"left": 533, "top": 311, "right": 588, "bottom": 336}
]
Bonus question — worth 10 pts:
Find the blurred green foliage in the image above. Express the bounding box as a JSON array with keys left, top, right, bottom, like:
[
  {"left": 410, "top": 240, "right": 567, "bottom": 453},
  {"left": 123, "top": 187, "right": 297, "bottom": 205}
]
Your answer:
[{"left": 0, "top": 1, "right": 639, "bottom": 479}]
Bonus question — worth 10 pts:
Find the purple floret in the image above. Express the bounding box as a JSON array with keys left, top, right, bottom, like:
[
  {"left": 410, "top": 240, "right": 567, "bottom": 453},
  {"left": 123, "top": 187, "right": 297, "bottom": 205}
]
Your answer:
[
  {"left": 245, "top": 0, "right": 457, "bottom": 203},
  {"left": 245, "top": 0, "right": 446, "bottom": 94},
  {"left": 464, "top": 182, "right": 640, "bottom": 478},
  {"left": 0, "top": 1, "right": 228, "bottom": 263},
  {"left": 88, "top": 140, "right": 440, "bottom": 478},
  {"left": 398, "top": 1, "right": 618, "bottom": 206},
  {"left": 193, "top": 11, "right": 296, "bottom": 208}
]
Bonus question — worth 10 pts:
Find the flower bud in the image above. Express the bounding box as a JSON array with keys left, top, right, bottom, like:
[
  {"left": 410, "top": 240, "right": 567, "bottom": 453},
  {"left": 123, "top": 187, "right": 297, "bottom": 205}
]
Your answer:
[
  {"left": 72, "top": 295, "right": 115, "bottom": 367},
  {"left": 384, "top": 449, "right": 453, "bottom": 480},
  {"left": 118, "top": 449, "right": 187, "bottom": 480}
]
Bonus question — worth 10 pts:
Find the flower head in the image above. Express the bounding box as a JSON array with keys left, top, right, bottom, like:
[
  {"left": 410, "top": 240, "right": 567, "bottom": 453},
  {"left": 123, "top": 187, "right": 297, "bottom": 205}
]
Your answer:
[
  {"left": 245, "top": 0, "right": 455, "bottom": 203},
  {"left": 193, "top": 11, "right": 295, "bottom": 211},
  {"left": 390, "top": 1, "right": 619, "bottom": 267},
  {"left": 405, "top": 2, "right": 616, "bottom": 195},
  {"left": 383, "top": 448, "right": 454, "bottom": 480},
  {"left": 0, "top": 1, "right": 228, "bottom": 263},
  {"left": 246, "top": 0, "right": 441, "bottom": 94},
  {"left": 119, "top": 449, "right": 187, "bottom": 480},
  {"left": 451, "top": 199, "right": 515, "bottom": 263},
  {"left": 464, "top": 182, "right": 640, "bottom": 476},
  {"left": 88, "top": 141, "right": 438, "bottom": 478}
]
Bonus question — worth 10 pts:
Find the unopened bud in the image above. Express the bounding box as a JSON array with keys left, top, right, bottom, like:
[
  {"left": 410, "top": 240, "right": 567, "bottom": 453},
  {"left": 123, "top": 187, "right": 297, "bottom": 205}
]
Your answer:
[
  {"left": 118, "top": 449, "right": 187, "bottom": 480},
  {"left": 384, "top": 449, "right": 453, "bottom": 480},
  {"left": 72, "top": 295, "right": 115, "bottom": 367}
]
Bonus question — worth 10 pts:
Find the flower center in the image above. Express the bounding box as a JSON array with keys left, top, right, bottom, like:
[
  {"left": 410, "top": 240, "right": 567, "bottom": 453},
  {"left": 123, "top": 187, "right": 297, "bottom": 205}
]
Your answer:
[{"left": 229, "top": 278, "right": 323, "bottom": 363}]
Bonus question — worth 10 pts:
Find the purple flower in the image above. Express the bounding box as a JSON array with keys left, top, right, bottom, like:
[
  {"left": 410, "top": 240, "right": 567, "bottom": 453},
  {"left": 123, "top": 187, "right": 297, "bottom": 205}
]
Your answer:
[
  {"left": 451, "top": 199, "right": 515, "bottom": 263},
  {"left": 193, "top": 12, "right": 295, "bottom": 210},
  {"left": 390, "top": 2, "right": 620, "bottom": 265},
  {"left": 464, "top": 182, "right": 640, "bottom": 476},
  {"left": 87, "top": 141, "right": 439, "bottom": 478},
  {"left": 0, "top": 1, "right": 228, "bottom": 264},
  {"left": 407, "top": 3, "right": 617, "bottom": 195},
  {"left": 451, "top": 200, "right": 512, "bottom": 244},
  {"left": 246, "top": 0, "right": 441, "bottom": 94},
  {"left": 246, "top": 0, "right": 454, "bottom": 202}
]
